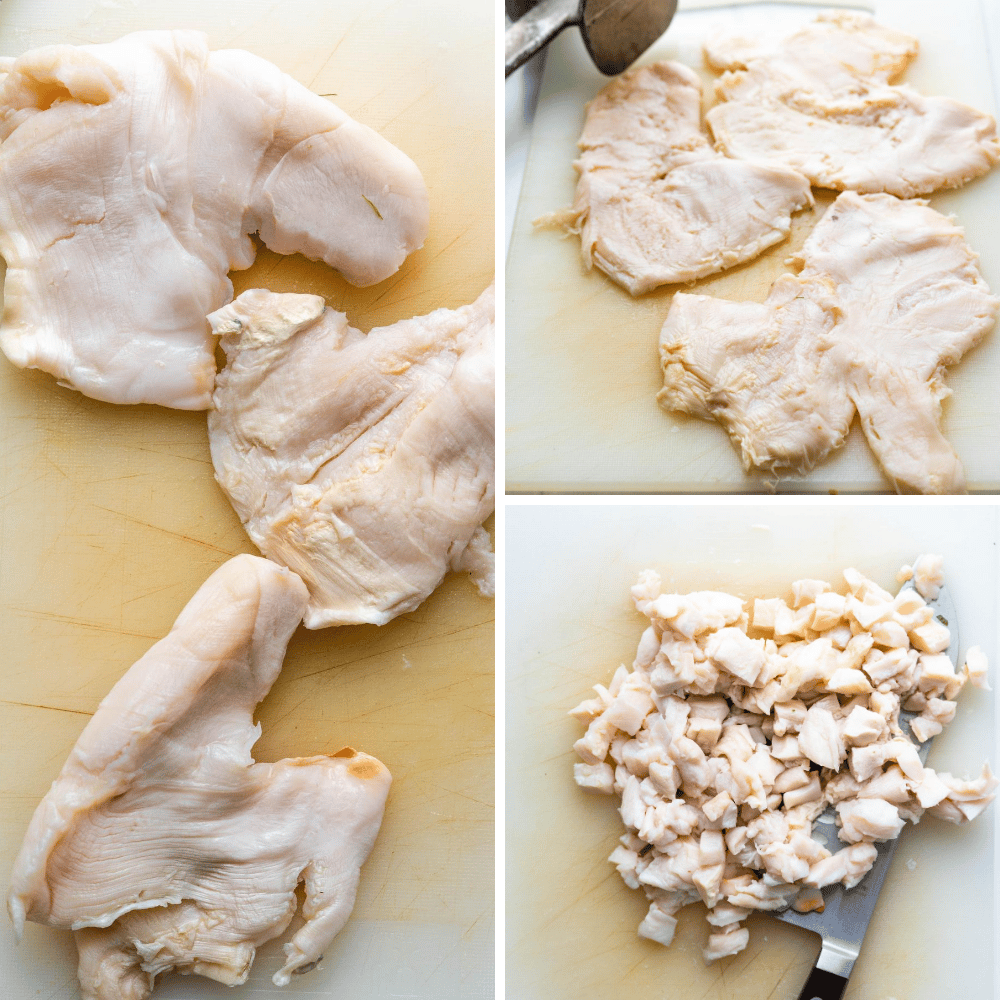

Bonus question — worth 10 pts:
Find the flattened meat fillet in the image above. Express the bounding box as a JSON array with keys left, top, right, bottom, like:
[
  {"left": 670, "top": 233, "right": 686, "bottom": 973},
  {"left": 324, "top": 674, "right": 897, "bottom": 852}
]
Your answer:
[
  {"left": 0, "top": 30, "right": 429, "bottom": 408},
  {"left": 658, "top": 192, "right": 999, "bottom": 494},
  {"left": 208, "top": 285, "right": 495, "bottom": 628},
  {"left": 706, "top": 12, "right": 1000, "bottom": 196},
  {"left": 536, "top": 61, "right": 812, "bottom": 294},
  {"left": 7, "top": 555, "right": 391, "bottom": 997}
]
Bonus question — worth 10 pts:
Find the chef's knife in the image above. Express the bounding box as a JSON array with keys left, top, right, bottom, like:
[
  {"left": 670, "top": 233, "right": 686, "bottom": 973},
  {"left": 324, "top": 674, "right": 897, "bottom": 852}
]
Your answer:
[
  {"left": 505, "top": 0, "right": 678, "bottom": 78},
  {"left": 771, "top": 574, "right": 958, "bottom": 1000}
]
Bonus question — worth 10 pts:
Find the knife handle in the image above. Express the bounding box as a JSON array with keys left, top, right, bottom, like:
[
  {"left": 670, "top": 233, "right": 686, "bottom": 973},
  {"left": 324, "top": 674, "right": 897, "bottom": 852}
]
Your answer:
[{"left": 796, "top": 965, "right": 849, "bottom": 1000}]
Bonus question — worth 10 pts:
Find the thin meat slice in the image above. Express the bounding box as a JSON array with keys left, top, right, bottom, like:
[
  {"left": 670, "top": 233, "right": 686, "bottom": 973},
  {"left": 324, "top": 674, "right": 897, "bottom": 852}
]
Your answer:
[
  {"left": 208, "top": 285, "right": 495, "bottom": 628},
  {"left": 536, "top": 61, "right": 812, "bottom": 295},
  {"left": 0, "top": 31, "right": 429, "bottom": 409},
  {"left": 705, "top": 12, "right": 1000, "bottom": 197},
  {"left": 659, "top": 192, "right": 999, "bottom": 493},
  {"left": 659, "top": 276, "right": 854, "bottom": 475},
  {"left": 7, "top": 554, "right": 391, "bottom": 997}
]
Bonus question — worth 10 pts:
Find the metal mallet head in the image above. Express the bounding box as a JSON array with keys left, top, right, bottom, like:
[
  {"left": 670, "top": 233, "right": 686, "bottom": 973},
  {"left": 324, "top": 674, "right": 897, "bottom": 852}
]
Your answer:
[{"left": 505, "top": 0, "right": 678, "bottom": 78}]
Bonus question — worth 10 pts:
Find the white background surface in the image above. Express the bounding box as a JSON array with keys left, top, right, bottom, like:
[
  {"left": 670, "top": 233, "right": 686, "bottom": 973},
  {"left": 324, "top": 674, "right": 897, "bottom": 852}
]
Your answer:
[{"left": 507, "top": 502, "right": 999, "bottom": 1000}]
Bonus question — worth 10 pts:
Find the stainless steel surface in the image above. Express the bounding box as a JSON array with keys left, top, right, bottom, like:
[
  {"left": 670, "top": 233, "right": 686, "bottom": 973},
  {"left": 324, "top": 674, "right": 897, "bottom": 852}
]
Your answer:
[
  {"left": 505, "top": 0, "right": 677, "bottom": 77},
  {"left": 506, "top": 0, "right": 578, "bottom": 77},
  {"left": 507, "top": 0, "right": 542, "bottom": 20},
  {"left": 773, "top": 577, "right": 959, "bottom": 983},
  {"left": 581, "top": 0, "right": 678, "bottom": 74},
  {"left": 815, "top": 940, "right": 856, "bottom": 979}
]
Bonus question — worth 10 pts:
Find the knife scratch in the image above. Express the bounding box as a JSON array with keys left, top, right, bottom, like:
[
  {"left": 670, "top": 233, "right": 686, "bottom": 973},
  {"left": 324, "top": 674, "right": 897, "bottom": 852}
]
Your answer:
[{"left": 0, "top": 699, "right": 92, "bottom": 717}]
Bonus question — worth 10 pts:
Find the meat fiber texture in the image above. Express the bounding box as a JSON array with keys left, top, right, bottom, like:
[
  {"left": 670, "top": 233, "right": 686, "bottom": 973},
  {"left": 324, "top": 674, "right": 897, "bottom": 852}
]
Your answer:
[
  {"left": 0, "top": 30, "right": 429, "bottom": 409},
  {"left": 208, "top": 284, "right": 495, "bottom": 628},
  {"left": 535, "top": 60, "right": 813, "bottom": 294},
  {"left": 705, "top": 12, "right": 1000, "bottom": 197},
  {"left": 658, "top": 191, "right": 1000, "bottom": 494},
  {"left": 7, "top": 554, "right": 392, "bottom": 998},
  {"left": 570, "top": 557, "right": 995, "bottom": 963}
]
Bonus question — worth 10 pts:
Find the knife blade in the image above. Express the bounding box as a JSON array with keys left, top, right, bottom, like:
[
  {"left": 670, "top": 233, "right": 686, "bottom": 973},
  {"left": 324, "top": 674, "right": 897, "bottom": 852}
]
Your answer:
[{"left": 772, "top": 574, "right": 959, "bottom": 1000}]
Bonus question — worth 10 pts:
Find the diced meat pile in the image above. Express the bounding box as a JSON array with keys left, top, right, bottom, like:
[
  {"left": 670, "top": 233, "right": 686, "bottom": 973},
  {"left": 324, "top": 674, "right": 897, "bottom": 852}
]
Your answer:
[
  {"left": 705, "top": 12, "right": 1000, "bottom": 197},
  {"left": 658, "top": 191, "right": 1000, "bottom": 494},
  {"left": 570, "top": 556, "right": 995, "bottom": 962},
  {"left": 535, "top": 60, "right": 812, "bottom": 294}
]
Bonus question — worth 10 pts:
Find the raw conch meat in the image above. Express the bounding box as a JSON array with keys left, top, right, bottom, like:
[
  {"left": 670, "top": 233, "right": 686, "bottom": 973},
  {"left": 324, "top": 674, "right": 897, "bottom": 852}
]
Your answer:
[
  {"left": 658, "top": 191, "right": 999, "bottom": 494},
  {"left": 0, "top": 30, "right": 429, "bottom": 408},
  {"left": 705, "top": 12, "right": 1000, "bottom": 196},
  {"left": 7, "top": 554, "right": 391, "bottom": 997},
  {"left": 208, "top": 285, "right": 495, "bottom": 628},
  {"left": 536, "top": 61, "right": 812, "bottom": 294}
]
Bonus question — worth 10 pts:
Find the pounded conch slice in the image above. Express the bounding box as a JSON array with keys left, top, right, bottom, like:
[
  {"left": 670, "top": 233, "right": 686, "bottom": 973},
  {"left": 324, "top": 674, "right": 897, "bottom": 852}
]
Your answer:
[
  {"left": 208, "top": 285, "right": 495, "bottom": 628},
  {"left": 535, "top": 61, "right": 812, "bottom": 295},
  {"left": 705, "top": 12, "right": 1000, "bottom": 197},
  {"left": 659, "top": 191, "right": 1000, "bottom": 494},
  {"left": 0, "top": 30, "right": 429, "bottom": 409},
  {"left": 7, "top": 554, "right": 391, "bottom": 998}
]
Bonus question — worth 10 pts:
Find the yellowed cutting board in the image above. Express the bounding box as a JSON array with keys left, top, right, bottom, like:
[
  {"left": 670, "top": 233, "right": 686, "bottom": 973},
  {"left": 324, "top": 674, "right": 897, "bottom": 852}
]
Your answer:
[
  {"left": 0, "top": 1, "right": 493, "bottom": 997},
  {"left": 506, "top": 0, "right": 1000, "bottom": 493},
  {"left": 506, "top": 504, "right": 998, "bottom": 1000}
]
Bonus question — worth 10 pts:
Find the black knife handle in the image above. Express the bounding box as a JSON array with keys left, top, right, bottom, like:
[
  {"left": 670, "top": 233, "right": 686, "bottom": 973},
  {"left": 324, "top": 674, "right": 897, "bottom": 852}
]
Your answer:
[{"left": 796, "top": 965, "right": 849, "bottom": 1000}]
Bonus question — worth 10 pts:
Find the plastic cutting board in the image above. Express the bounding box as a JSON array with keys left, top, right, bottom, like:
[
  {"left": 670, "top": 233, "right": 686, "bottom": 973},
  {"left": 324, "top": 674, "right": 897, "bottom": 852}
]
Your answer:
[
  {"left": 506, "top": 503, "right": 999, "bottom": 1000},
  {"left": 506, "top": 0, "right": 1000, "bottom": 493}
]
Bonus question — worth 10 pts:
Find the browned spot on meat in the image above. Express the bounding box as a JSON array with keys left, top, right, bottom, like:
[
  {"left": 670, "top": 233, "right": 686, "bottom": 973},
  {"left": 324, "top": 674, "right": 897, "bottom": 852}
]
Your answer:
[{"left": 348, "top": 758, "right": 383, "bottom": 780}]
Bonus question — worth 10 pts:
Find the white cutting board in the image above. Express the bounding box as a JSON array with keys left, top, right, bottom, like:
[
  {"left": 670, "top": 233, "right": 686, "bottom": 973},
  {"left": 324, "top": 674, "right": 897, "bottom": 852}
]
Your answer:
[
  {"left": 0, "top": 0, "right": 493, "bottom": 998},
  {"left": 506, "top": 0, "right": 1000, "bottom": 493},
  {"left": 507, "top": 503, "right": 998, "bottom": 1000}
]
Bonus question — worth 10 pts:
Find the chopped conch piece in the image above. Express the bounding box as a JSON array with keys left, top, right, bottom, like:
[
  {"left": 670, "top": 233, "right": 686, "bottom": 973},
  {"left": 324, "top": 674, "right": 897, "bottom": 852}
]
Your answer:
[
  {"left": 572, "top": 556, "right": 994, "bottom": 961},
  {"left": 783, "top": 774, "right": 822, "bottom": 810},
  {"left": 836, "top": 798, "right": 905, "bottom": 843},
  {"left": 912, "top": 555, "right": 945, "bottom": 601},
  {"left": 805, "top": 843, "right": 878, "bottom": 889},
  {"left": 798, "top": 696, "right": 846, "bottom": 770},
  {"left": 638, "top": 902, "right": 679, "bottom": 947},
  {"left": 964, "top": 646, "right": 991, "bottom": 690},
  {"left": 910, "top": 619, "right": 951, "bottom": 653},
  {"left": 703, "top": 925, "right": 750, "bottom": 962},
  {"left": 574, "top": 762, "right": 615, "bottom": 794}
]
